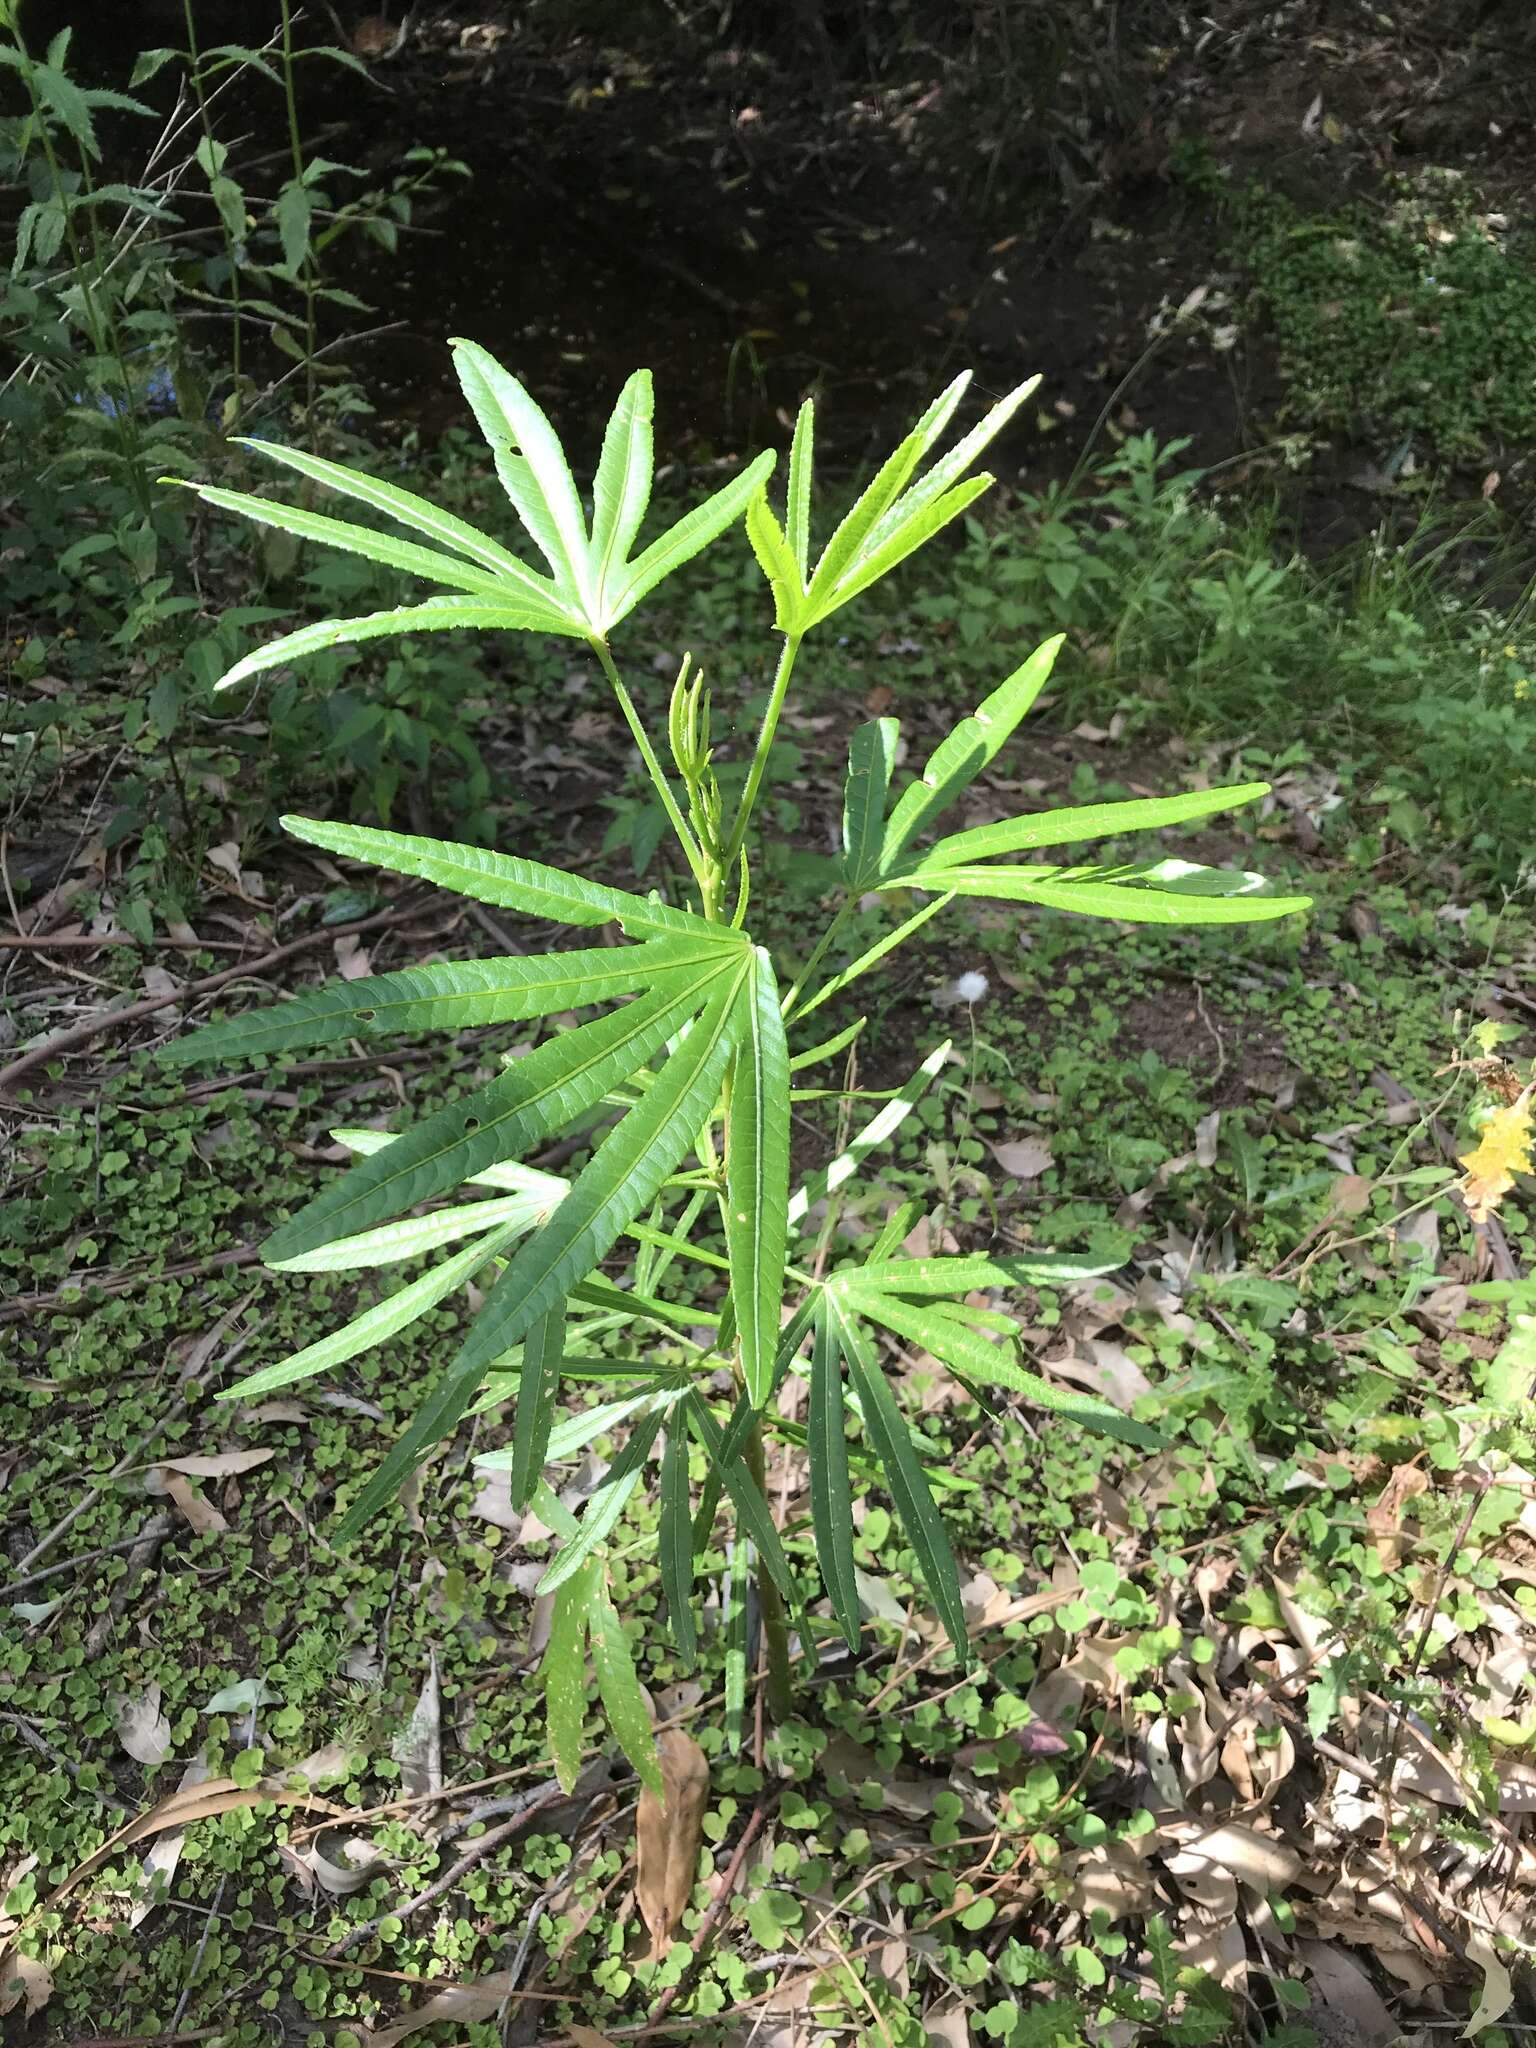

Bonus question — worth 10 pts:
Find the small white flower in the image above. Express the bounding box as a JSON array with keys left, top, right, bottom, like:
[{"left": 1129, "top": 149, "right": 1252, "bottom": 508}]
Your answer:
[{"left": 935, "top": 970, "right": 989, "bottom": 1008}]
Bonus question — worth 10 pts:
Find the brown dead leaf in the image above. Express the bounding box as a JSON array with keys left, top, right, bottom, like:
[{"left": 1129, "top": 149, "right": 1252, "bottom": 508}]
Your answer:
[
  {"left": 636, "top": 1727, "right": 709, "bottom": 1960},
  {"left": 149, "top": 1468, "right": 228, "bottom": 1535},
  {"left": 1295, "top": 1940, "right": 1396, "bottom": 2048},
  {"left": 567, "top": 2029, "right": 623, "bottom": 2048},
  {"left": 0, "top": 1950, "right": 52, "bottom": 2019},
  {"left": 369, "top": 1970, "right": 518, "bottom": 2048},
  {"left": 333, "top": 933, "right": 372, "bottom": 980},
  {"left": 987, "top": 1136, "right": 1053, "bottom": 1181},
  {"left": 923, "top": 2002, "right": 971, "bottom": 2048},
  {"left": 156, "top": 1447, "right": 276, "bottom": 1479},
  {"left": 1046, "top": 1339, "right": 1152, "bottom": 1412},
  {"left": 116, "top": 1682, "right": 172, "bottom": 1767},
  {"left": 392, "top": 1652, "right": 442, "bottom": 1807},
  {"left": 1367, "top": 1463, "right": 1430, "bottom": 1570}
]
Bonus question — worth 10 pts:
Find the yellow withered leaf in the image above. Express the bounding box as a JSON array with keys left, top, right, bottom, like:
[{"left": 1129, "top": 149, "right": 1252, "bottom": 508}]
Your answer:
[{"left": 1458, "top": 1090, "right": 1535, "bottom": 1223}]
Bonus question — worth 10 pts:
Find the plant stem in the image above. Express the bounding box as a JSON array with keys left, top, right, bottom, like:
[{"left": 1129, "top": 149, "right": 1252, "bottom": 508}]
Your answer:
[
  {"left": 744, "top": 1415, "right": 793, "bottom": 1721},
  {"left": 591, "top": 640, "right": 707, "bottom": 887},
  {"left": 779, "top": 893, "right": 855, "bottom": 1017},
  {"left": 181, "top": 0, "right": 243, "bottom": 423},
  {"left": 276, "top": 0, "right": 317, "bottom": 440},
  {"left": 724, "top": 632, "right": 801, "bottom": 868}
]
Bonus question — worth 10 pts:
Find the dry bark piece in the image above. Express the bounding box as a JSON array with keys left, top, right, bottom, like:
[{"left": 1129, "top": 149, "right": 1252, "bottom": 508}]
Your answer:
[{"left": 635, "top": 1727, "right": 710, "bottom": 1960}]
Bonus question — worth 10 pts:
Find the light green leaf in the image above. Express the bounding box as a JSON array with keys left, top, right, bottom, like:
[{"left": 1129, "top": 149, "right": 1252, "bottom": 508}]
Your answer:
[
  {"left": 882, "top": 636, "right": 1063, "bottom": 867},
  {"left": 833, "top": 1299, "right": 967, "bottom": 1651},
  {"left": 819, "top": 474, "right": 992, "bottom": 620},
  {"left": 608, "top": 449, "right": 776, "bottom": 625},
  {"left": 452, "top": 969, "right": 744, "bottom": 1378},
  {"left": 888, "top": 863, "right": 1312, "bottom": 925},
  {"left": 537, "top": 1408, "right": 664, "bottom": 1593},
  {"left": 793, "top": 892, "right": 954, "bottom": 1022},
  {"left": 220, "top": 1223, "right": 520, "bottom": 1401},
  {"left": 788, "top": 1040, "right": 950, "bottom": 1229},
  {"left": 846, "top": 1251, "right": 1125, "bottom": 1296},
  {"left": 809, "top": 1307, "right": 860, "bottom": 1650},
  {"left": 842, "top": 717, "right": 900, "bottom": 890},
  {"left": 173, "top": 480, "right": 518, "bottom": 598},
  {"left": 787, "top": 1016, "right": 866, "bottom": 1074},
  {"left": 506, "top": 1299, "right": 566, "bottom": 1509},
  {"left": 922, "top": 781, "right": 1274, "bottom": 868},
  {"left": 863, "top": 373, "right": 1040, "bottom": 559},
  {"left": 590, "top": 369, "right": 654, "bottom": 612},
  {"left": 264, "top": 964, "right": 732, "bottom": 1263},
  {"left": 215, "top": 596, "right": 583, "bottom": 692},
  {"left": 726, "top": 949, "right": 791, "bottom": 1408},
  {"left": 161, "top": 936, "right": 725, "bottom": 1066},
  {"left": 476, "top": 1390, "right": 663, "bottom": 1465},
  {"left": 269, "top": 1187, "right": 560, "bottom": 1273},
  {"left": 540, "top": 1561, "right": 595, "bottom": 1794},
  {"left": 745, "top": 487, "right": 802, "bottom": 632},
  {"left": 848, "top": 1287, "right": 1159, "bottom": 1449},
  {"left": 785, "top": 398, "right": 815, "bottom": 580},
  {"left": 279, "top": 815, "right": 721, "bottom": 938},
  {"left": 451, "top": 338, "right": 591, "bottom": 605},
  {"left": 229, "top": 436, "right": 558, "bottom": 594},
  {"left": 659, "top": 1419, "right": 697, "bottom": 1664},
  {"left": 590, "top": 1580, "right": 663, "bottom": 1799},
  {"left": 804, "top": 375, "right": 970, "bottom": 614}
]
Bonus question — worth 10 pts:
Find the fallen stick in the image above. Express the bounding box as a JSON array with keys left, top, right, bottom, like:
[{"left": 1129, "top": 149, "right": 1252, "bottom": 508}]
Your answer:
[{"left": 0, "top": 899, "right": 420, "bottom": 1099}]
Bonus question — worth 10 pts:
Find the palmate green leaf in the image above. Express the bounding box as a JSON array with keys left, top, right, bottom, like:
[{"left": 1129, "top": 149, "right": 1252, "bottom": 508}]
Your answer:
[
  {"left": 228, "top": 436, "right": 559, "bottom": 595},
  {"left": 589, "top": 1578, "right": 663, "bottom": 1798},
  {"left": 162, "top": 937, "right": 722, "bottom": 1068},
  {"left": 887, "top": 860, "right": 1311, "bottom": 924},
  {"left": 791, "top": 891, "right": 955, "bottom": 1023},
  {"left": 333, "top": 1128, "right": 568, "bottom": 1209},
  {"left": 831, "top": 1296, "right": 967, "bottom": 1652},
  {"left": 220, "top": 1221, "right": 522, "bottom": 1401},
  {"left": 607, "top": 449, "right": 777, "bottom": 627},
  {"left": 659, "top": 1418, "right": 697, "bottom": 1664},
  {"left": 804, "top": 375, "right": 970, "bottom": 614},
  {"left": 809, "top": 1307, "right": 860, "bottom": 1650},
  {"left": 454, "top": 968, "right": 744, "bottom": 1379},
  {"left": 725, "top": 949, "right": 790, "bottom": 1407},
  {"left": 862, "top": 373, "right": 1040, "bottom": 563},
  {"left": 590, "top": 369, "right": 654, "bottom": 614},
  {"left": 452, "top": 337, "right": 591, "bottom": 606},
  {"left": 842, "top": 718, "right": 900, "bottom": 890},
  {"left": 821, "top": 474, "right": 993, "bottom": 621},
  {"left": 539, "top": 1559, "right": 595, "bottom": 1795},
  {"left": 845, "top": 1285, "right": 1160, "bottom": 1450},
  {"left": 265, "top": 960, "right": 734, "bottom": 1263},
  {"left": 476, "top": 1389, "right": 664, "bottom": 1466},
  {"left": 506, "top": 1300, "right": 566, "bottom": 1510},
  {"left": 215, "top": 597, "right": 585, "bottom": 693},
  {"left": 881, "top": 635, "right": 1064, "bottom": 870},
  {"left": 922, "top": 781, "right": 1275, "bottom": 868},
  {"left": 537, "top": 1408, "right": 665, "bottom": 1594},
  {"left": 684, "top": 1393, "right": 792, "bottom": 1597},
  {"left": 279, "top": 815, "right": 718, "bottom": 937},
  {"left": 172, "top": 480, "right": 520, "bottom": 599},
  {"left": 849, "top": 1251, "right": 1125, "bottom": 1296},
  {"left": 268, "top": 1186, "right": 561, "bottom": 1274},
  {"left": 788, "top": 1017, "right": 866, "bottom": 1074}
]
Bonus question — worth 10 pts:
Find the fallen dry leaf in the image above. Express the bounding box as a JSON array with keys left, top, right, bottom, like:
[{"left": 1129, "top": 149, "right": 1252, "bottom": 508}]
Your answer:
[
  {"left": 369, "top": 1970, "right": 517, "bottom": 2048},
  {"left": 155, "top": 1448, "right": 276, "bottom": 1479},
  {"left": 149, "top": 1467, "right": 228, "bottom": 1535},
  {"left": 987, "top": 1136, "right": 1054, "bottom": 1180},
  {"left": 1366, "top": 1462, "right": 1430, "bottom": 1570},
  {"left": 116, "top": 1682, "right": 172, "bottom": 1768},
  {"left": 1295, "top": 1939, "right": 1396, "bottom": 2048},
  {"left": 129, "top": 1754, "right": 211, "bottom": 1930},
  {"left": 0, "top": 1950, "right": 52, "bottom": 2020},
  {"left": 392, "top": 1651, "right": 442, "bottom": 1807},
  {"left": 1464, "top": 1931, "right": 1514, "bottom": 2038},
  {"left": 636, "top": 1727, "right": 710, "bottom": 1960},
  {"left": 567, "top": 2028, "right": 623, "bottom": 2048},
  {"left": 1046, "top": 1338, "right": 1152, "bottom": 1412}
]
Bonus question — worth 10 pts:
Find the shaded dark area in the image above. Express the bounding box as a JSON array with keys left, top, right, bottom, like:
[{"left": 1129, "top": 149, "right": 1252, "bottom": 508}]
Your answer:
[{"left": 29, "top": 0, "right": 1536, "bottom": 533}]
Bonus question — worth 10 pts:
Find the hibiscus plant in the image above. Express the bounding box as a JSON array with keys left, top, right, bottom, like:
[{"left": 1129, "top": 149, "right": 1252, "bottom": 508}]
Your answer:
[{"left": 163, "top": 342, "right": 1309, "bottom": 1793}]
